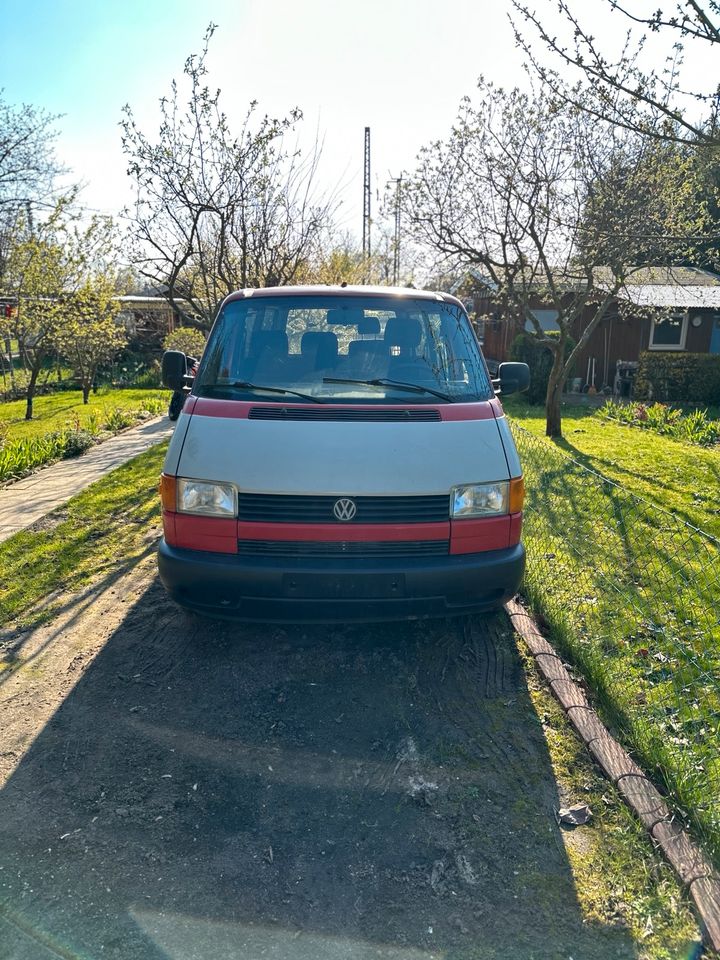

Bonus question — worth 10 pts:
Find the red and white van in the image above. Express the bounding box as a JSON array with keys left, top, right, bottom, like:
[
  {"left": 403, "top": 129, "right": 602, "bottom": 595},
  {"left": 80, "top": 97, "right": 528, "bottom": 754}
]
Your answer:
[{"left": 158, "top": 286, "right": 529, "bottom": 621}]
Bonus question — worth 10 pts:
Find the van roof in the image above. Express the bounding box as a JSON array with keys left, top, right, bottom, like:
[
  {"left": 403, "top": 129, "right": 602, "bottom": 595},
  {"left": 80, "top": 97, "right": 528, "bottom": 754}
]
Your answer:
[{"left": 222, "top": 285, "right": 465, "bottom": 310}]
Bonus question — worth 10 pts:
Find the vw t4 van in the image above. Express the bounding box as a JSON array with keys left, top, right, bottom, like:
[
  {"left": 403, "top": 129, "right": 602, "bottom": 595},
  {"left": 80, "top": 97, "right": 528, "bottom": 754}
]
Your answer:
[{"left": 158, "top": 286, "right": 529, "bottom": 621}]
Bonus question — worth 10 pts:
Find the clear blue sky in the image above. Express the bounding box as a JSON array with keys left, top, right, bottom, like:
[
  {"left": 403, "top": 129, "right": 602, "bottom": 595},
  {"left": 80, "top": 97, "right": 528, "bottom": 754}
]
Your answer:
[{"left": 1, "top": 0, "right": 715, "bottom": 239}]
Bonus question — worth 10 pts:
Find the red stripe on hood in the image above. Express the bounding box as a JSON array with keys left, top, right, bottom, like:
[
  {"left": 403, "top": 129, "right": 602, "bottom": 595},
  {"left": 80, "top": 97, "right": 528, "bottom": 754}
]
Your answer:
[{"left": 188, "top": 396, "right": 495, "bottom": 420}]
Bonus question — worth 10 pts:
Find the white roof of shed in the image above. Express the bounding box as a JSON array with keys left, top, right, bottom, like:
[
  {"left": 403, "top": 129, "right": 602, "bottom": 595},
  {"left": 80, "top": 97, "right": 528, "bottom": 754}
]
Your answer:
[{"left": 618, "top": 284, "right": 720, "bottom": 309}]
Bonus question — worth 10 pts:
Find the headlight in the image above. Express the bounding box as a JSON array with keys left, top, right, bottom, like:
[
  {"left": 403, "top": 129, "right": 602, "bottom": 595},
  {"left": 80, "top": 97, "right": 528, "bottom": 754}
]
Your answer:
[
  {"left": 177, "top": 478, "right": 237, "bottom": 518},
  {"left": 451, "top": 481, "right": 509, "bottom": 518}
]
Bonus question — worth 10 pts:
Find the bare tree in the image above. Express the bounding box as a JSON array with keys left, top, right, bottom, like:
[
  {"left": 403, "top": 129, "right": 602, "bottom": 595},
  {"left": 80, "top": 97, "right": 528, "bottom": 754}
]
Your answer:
[
  {"left": 121, "top": 25, "right": 336, "bottom": 328},
  {"left": 0, "top": 94, "right": 69, "bottom": 304},
  {"left": 0, "top": 95, "right": 66, "bottom": 215},
  {"left": 511, "top": 0, "right": 719, "bottom": 146},
  {"left": 404, "top": 81, "right": 702, "bottom": 437}
]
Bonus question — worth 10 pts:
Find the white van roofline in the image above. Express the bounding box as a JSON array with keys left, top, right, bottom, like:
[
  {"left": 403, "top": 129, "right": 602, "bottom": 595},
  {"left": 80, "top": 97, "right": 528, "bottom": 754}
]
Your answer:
[{"left": 221, "top": 285, "right": 466, "bottom": 311}]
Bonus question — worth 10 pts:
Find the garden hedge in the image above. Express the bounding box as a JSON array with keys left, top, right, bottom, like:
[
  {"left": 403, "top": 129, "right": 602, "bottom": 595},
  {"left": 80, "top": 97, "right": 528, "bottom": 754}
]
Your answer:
[{"left": 634, "top": 352, "right": 720, "bottom": 404}]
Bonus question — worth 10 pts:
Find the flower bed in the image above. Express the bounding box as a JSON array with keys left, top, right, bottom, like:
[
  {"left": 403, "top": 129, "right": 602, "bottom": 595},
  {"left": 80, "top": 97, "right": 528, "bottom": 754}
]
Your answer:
[
  {"left": 0, "top": 397, "right": 166, "bottom": 484},
  {"left": 599, "top": 399, "right": 720, "bottom": 447}
]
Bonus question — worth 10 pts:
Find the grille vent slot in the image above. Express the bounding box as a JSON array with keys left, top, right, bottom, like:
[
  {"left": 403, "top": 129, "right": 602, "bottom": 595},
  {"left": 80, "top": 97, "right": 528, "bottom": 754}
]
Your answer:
[
  {"left": 248, "top": 406, "right": 440, "bottom": 422},
  {"left": 237, "top": 539, "right": 449, "bottom": 558}
]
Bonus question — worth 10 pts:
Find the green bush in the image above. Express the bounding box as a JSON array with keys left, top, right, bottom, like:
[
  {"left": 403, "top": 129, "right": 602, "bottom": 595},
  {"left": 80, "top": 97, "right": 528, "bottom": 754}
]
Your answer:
[
  {"left": 509, "top": 331, "right": 575, "bottom": 405},
  {"left": 163, "top": 326, "right": 206, "bottom": 359},
  {"left": 634, "top": 352, "right": 720, "bottom": 404},
  {"left": 62, "top": 428, "right": 96, "bottom": 458},
  {"left": 132, "top": 361, "right": 162, "bottom": 389}
]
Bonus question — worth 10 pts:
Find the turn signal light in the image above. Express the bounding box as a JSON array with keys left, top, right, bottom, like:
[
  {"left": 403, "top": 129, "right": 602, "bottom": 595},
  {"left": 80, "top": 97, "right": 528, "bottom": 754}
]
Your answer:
[
  {"left": 159, "top": 473, "right": 177, "bottom": 512},
  {"left": 509, "top": 476, "right": 525, "bottom": 513}
]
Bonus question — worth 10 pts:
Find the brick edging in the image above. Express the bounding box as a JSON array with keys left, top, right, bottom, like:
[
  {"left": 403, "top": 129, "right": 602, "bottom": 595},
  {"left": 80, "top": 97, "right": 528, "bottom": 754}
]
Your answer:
[{"left": 505, "top": 597, "right": 720, "bottom": 953}]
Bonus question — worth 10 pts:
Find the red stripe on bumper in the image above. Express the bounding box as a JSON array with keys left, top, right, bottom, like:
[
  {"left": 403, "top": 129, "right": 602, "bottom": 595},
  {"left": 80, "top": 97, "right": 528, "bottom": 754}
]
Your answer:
[
  {"left": 163, "top": 514, "right": 522, "bottom": 555},
  {"left": 163, "top": 512, "right": 238, "bottom": 554},
  {"left": 449, "top": 513, "right": 523, "bottom": 554},
  {"left": 237, "top": 521, "right": 449, "bottom": 542}
]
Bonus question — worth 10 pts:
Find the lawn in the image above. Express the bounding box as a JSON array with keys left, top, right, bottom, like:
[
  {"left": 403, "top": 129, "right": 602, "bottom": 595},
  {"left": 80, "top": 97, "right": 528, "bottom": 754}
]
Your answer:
[
  {"left": 506, "top": 398, "right": 720, "bottom": 865},
  {"left": 505, "top": 398, "right": 720, "bottom": 537},
  {"left": 0, "top": 388, "right": 170, "bottom": 483},
  {"left": 0, "top": 441, "right": 167, "bottom": 629},
  {"left": 0, "top": 388, "right": 168, "bottom": 441}
]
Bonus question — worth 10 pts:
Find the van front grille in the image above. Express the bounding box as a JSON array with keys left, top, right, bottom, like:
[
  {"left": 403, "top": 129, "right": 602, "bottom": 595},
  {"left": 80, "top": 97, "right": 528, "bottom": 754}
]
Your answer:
[
  {"left": 237, "top": 539, "right": 449, "bottom": 558},
  {"left": 237, "top": 494, "right": 449, "bottom": 524}
]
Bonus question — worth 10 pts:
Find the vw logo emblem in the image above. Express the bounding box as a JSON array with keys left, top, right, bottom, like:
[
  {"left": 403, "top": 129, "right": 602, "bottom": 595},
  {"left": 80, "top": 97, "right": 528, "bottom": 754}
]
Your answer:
[{"left": 333, "top": 498, "right": 357, "bottom": 522}]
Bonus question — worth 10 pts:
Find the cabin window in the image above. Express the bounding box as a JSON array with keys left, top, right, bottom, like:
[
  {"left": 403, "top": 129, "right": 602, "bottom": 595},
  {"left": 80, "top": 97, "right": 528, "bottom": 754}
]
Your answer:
[
  {"left": 526, "top": 309, "right": 560, "bottom": 333},
  {"left": 649, "top": 311, "right": 688, "bottom": 351}
]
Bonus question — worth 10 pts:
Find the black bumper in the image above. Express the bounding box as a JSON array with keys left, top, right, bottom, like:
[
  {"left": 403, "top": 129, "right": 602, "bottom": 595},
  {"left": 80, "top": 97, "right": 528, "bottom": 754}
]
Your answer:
[{"left": 157, "top": 539, "right": 525, "bottom": 622}]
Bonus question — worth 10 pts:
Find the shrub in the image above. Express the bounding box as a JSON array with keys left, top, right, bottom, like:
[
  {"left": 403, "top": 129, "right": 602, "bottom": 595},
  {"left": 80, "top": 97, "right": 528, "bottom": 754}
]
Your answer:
[
  {"left": 163, "top": 326, "right": 206, "bottom": 359},
  {"left": 634, "top": 352, "right": 720, "bottom": 404},
  {"left": 509, "top": 331, "right": 575, "bottom": 405},
  {"left": 132, "top": 361, "right": 162, "bottom": 389},
  {"left": 62, "top": 429, "right": 96, "bottom": 457}
]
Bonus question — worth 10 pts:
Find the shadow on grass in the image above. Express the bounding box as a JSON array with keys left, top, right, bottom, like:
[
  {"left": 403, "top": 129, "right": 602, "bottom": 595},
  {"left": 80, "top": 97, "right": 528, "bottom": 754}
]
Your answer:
[
  {"left": 0, "top": 537, "right": 159, "bottom": 688},
  {"left": 0, "top": 580, "right": 639, "bottom": 960},
  {"left": 513, "top": 425, "right": 720, "bottom": 862},
  {"left": 553, "top": 432, "right": 718, "bottom": 533}
]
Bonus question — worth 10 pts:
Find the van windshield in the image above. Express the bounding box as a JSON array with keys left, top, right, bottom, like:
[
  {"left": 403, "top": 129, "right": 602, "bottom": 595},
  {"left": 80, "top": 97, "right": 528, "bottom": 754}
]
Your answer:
[{"left": 194, "top": 294, "right": 493, "bottom": 404}]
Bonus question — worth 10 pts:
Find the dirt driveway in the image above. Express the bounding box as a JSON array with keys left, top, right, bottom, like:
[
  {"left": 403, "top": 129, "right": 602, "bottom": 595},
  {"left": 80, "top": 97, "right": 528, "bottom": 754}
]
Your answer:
[{"left": 0, "top": 558, "right": 649, "bottom": 959}]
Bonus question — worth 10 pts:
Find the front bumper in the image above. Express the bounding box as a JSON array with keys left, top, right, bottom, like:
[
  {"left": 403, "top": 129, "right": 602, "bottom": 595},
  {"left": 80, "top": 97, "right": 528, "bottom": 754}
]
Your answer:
[{"left": 157, "top": 539, "right": 525, "bottom": 622}]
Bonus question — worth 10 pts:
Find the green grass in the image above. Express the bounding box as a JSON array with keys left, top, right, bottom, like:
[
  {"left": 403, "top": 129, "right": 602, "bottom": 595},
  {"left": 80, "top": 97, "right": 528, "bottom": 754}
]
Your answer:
[
  {"left": 0, "top": 388, "right": 169, "bottom": 483},
  {"left": 506, "top": 401, "right": 720, "bottom": 864},
  {"left": 522, "top": 648, "right": 700, "bottom": 959},
  {"left": 0, "top": 442, "right": 167, "bottom": 630},
  {"left": 0, "top": 388, "right": 168, "bottom": 441},
  {"left": 505, "top": 398, "right": 720, "bottom": 537}
]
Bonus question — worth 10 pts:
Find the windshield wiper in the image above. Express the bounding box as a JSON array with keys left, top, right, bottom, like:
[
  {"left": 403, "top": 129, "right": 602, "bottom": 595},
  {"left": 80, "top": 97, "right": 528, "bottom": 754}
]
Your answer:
[
  {"left": 323, "top": 377, "right": 455, "bottom": 403},
  {"left": 207, "top": 381, "right": 325, "bottom": 404}
]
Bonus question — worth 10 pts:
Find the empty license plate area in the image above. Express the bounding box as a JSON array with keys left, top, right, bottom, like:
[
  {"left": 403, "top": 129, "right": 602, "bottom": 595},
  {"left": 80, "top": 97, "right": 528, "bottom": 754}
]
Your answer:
[{"left": 282, "top": 574, "right": 406, "bottom": 600}]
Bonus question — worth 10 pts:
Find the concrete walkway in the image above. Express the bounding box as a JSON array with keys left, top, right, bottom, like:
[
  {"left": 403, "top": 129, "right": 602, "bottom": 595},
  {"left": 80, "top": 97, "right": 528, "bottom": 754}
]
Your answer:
[{"left": 0, "top": 417, "right": 175, "bottom": 543}]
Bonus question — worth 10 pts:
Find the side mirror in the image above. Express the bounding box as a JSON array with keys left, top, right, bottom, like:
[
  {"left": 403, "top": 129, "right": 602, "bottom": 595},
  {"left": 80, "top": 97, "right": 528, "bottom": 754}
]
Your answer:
[
  {"left": 162, "top": 350, "right": 187, "bottom": 390},
  {"left": 498, "top": 361, "right": 530, "bottom": 396}
]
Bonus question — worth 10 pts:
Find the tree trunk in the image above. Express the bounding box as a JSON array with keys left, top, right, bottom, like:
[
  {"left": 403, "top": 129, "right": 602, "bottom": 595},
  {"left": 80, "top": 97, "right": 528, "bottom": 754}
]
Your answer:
[
  {"left": 25, "top": 367, "right": 40, "bottom": 420},
  {"left": 545, "top": 345, "right": 566, "bottom": 439},
  {"left": 82, "top": 382, "right": 91, "bottom": 404}
]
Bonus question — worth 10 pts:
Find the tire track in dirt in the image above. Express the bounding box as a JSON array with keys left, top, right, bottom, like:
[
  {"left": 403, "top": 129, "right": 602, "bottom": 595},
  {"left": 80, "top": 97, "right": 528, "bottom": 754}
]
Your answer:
[{"left": 0, "top": 561, "right": 640, "bottom": 959}]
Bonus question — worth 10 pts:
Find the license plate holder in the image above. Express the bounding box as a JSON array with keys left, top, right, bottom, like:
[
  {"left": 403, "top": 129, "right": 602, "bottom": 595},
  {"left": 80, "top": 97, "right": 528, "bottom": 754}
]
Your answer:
[{"left": 283, "top": 574, "right": 406, "bottom": 600}]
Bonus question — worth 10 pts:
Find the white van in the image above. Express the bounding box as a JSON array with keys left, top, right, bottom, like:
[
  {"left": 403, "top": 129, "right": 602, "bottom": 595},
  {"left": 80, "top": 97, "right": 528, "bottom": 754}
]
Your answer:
[{"left": 158, "top": 286, "right": 529, "bottom": 621}]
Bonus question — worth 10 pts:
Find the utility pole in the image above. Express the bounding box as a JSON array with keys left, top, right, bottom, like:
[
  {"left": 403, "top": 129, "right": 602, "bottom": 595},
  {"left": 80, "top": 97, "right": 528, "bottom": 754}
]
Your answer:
[
  {"left": 362, "top": 127, "right": 371, "bottom": 276},
  {"left": 390, "top": 175, "right": 403, "bottom": 286}
]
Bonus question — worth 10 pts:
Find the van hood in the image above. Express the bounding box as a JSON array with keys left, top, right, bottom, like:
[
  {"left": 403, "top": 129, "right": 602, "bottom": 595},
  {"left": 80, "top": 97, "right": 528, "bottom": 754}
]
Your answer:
[{"left": 166, "top": 407, "right": 513, "bottom": 496}]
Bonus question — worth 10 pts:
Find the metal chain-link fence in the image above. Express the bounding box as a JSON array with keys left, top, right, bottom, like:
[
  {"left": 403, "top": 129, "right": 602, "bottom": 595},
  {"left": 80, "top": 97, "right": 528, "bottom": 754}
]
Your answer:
[{"left": 511, "top": 422, "right": 720, "bottom": 863}]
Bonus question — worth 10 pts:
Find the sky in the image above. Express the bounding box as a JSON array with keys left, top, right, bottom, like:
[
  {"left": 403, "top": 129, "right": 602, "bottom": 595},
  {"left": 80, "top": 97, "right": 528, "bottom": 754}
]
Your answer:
[{"left": 1, "top": 0, "right": 717, "bottom": 245}]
